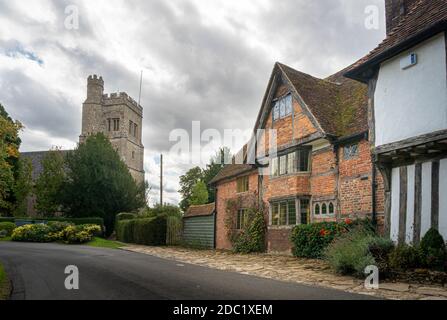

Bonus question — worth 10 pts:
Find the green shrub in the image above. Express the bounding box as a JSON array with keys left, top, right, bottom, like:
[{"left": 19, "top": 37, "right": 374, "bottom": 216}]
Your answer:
[
  {"left": 388, "top": 244, "right": 423, "bottom": 271},
  {"left": 0, "top": 222, "right": 16, "bottom": 237},
  {"left": 116, "top": 217, "right": 167, "bottom": 246},
  {"left": 0, "top": 217, "right": 15, "bottom": 223},
  {"left": 232, "top": 211, "right": 266, "bottom": 254},
  {"left": 368, "top": 237, "right": 395, "bottom": 274},
  {"left": 116, "top": 213, "right": 136, "bottom": 222},
  {"left": 325, "top": 229, "right": 386, "bottom": 277},
  {"left": 60, "top": 225, "right": 101, "bottom": 244},
  {"left": 11, "top": 224, "right": 52, "bottom": 242},
  {"left": 420, "top": 228, "right": 447, "bottom": 270}
]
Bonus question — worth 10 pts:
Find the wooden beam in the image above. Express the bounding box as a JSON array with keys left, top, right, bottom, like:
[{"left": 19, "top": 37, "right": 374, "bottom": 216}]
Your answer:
[
  {"left": 377, "top": 163, "right": 392, "bottom": 238},
  {"left": 431, "top": 161, "right": 440, "bottom": 230},
  {"left": 398, "top": 166, "right": 408, "bottom": 245},
  {"left": 413, "top": 163, "right": 422, "bottom": 244}
]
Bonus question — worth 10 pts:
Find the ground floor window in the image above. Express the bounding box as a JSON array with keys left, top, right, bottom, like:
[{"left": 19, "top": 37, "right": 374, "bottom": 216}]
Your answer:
[
  {"left": 313, "top": 200, "right": 336, "bottom": 216},
  {"left": 271, "top": 199, "right": 310, "bottom": 226},
  {"left": 236, "top": 209, "right": 249, "bottom": 230}
]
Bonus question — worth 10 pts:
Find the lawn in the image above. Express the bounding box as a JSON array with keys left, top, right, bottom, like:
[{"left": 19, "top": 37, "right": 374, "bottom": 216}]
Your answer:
[
  {"left": 86, "top": 237, "right": 126, "bottom": 249},
  {"left": 0, "top": 263, "right": 11, "bottom": 300}
]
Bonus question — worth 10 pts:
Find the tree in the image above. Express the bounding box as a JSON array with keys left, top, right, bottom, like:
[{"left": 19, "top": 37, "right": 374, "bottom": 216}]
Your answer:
[
  {"left": 0, "top": 103, "right": 22, "bottom": 216},
  {"left": 11, "top": 157, "right": 33, "bottom": 216},
  {"left": 202, "top": 147, "right": 232, "bottom": 203},
  {"left": 189, "top": 181, "right": 209, "bottom": 206},
  {"left": 178, "top": 166, "right": 203, "bottom": 212},
  {"left": 35, "top": 148, "right": 66, "bottom": 217},
  {"left": 60, "top": 133, "right": 146, "bottom": 235}
]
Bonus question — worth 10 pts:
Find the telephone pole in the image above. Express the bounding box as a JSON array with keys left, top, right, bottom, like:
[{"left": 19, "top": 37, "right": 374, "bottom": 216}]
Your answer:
[{"left": 160, "top": 154, "right": 163, "bottom": 206}]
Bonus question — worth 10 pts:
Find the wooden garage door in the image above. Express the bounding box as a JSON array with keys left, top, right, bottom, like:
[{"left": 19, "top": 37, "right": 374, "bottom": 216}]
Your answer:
[{"left": 183, "top": 215, "right": 215, "bottom": 249}]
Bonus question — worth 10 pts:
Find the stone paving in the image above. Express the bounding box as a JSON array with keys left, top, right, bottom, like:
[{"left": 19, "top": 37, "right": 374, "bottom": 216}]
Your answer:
[{"left": 121, "top": 245, "right": 447, "bottom": 300}]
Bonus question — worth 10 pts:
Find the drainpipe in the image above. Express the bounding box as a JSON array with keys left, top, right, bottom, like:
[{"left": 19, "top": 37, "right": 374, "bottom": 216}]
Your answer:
[
  {"left": 372, "top": 164, "right": 377, "bottom": 227},
  {"left": 213, "top": 186, "right": 218, "bottom": 249}
]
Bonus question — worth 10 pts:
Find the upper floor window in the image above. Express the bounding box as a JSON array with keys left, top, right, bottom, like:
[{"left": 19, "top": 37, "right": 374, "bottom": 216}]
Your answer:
[
  {"left": 108, "top": 118, "right": 120, "bottom": 132},
  {"left": 273, "top": 94, "right": 293, "bottom": 121},
  {"left": 134, "top": 123, "right": 138, "bottom": 138},
  {"left": 271, "top": 149, "right": 311, "bottom": 177},
  {"left": 236, "top": 176, "right": 249, "bottom": 193},
  {"left": 343, "top": 143, "right": 359, "bottom": 160},
  {"left": 129, "top": 120, "right": 133, "bottom": 134}
]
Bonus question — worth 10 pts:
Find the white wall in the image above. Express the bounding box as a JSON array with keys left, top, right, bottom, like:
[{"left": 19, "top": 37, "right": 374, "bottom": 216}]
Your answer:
[
  {"left": 440, "top": 159, "right": 447, "bottom": 239},
  {"left": 421, "top": 162, "right": 432, "bottom": 236},
  {"left": 375, "top": 33, "right": 447, "bottom": 147},
  {"left": 390, "top": 167, "right": 400, "bottom": 242},
  {"left": 406, "top": 165, "right": 415, "bottom": 244}
]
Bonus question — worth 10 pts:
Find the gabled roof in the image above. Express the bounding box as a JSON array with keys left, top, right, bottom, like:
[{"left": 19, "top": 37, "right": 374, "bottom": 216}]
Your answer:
[
  {"left": 345, "top": 0, "right": 447, "bottom": 82},
  {"left": 255, "top": 62, "right": 368, "bottom": 138},
  {"left": 208, "top": 163, "right": 256, "bottom": 185},
  {"left": 184, "top": 203, "right": 215, "bottom": 218}
]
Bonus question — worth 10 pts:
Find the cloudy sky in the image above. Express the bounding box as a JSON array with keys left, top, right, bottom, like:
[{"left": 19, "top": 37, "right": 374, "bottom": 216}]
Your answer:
[{"left": 0, "top": 0, "right": 386, "bottom": 205}]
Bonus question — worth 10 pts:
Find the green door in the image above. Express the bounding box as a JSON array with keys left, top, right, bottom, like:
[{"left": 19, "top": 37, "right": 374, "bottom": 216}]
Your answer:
[{"left": 183, "top": 215, "right": 215, "bottom": 249}]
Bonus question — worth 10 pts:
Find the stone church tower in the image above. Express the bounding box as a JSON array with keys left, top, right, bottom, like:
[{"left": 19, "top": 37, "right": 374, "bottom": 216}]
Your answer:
[{"left": 80, "top": 75, "right": 145, "bottom": 184}]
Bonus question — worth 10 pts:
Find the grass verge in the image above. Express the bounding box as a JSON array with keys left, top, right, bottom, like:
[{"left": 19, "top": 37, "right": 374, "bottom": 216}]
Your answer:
[
  {"left": 0, "top": 263, "right": 11, "bottom": 300},
  {"left": 0, "top": 237, "right": 11, "bottom": 242},
  {"left": 86, "top": 237, "right": 126, "bottom": 249}
]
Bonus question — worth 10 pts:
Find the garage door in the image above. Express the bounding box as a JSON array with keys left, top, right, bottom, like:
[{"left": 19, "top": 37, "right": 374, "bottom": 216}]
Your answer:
[{"left": 183, "top": 215, "right": 215, "bottom": 249}]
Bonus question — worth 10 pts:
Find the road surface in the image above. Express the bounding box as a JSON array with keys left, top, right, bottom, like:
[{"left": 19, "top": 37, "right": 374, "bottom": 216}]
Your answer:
[{"left": 0, "top": 242, "right": 374, "bottom": 300}]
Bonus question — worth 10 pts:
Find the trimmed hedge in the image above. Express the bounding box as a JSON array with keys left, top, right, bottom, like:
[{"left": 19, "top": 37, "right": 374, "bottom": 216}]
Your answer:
[
  {"left": 291, "top": 219, "right": 374, "bottom": 259},
  {"left": 0, "top": 217, "right": 104, "bottom": 227},
  {"left": 116, "top": 216, "right": 167, "bottom": 246},
  {"left": 116, "top": 213, "right": 136, "bottom": 222},
  {"left": 0, "top": 222, "right": 16, "bottom": 237}
]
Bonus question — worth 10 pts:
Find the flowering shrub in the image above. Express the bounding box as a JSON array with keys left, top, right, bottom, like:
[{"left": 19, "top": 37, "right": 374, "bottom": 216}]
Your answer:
[
  {"left": 291, "top": 219, "right": 374, "bottom": 259},
  {"left": 11, "top": 223, "right": 102, "bottom": 244}
]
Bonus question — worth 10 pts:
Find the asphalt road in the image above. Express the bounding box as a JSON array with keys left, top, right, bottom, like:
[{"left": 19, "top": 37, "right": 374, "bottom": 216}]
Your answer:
[{"left": 0, "top": 242, "right": 373, "bottom": 300}]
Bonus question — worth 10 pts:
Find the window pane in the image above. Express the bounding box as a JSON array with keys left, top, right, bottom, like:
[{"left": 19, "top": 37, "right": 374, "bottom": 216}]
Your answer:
[
  {"left": 298, "top": 150, "right": 310, "bottom": 172},
  {"left": 288, "top": 200, "right": 296, "bottom": 225},
  {"left": 285, "top": 95, "right": 292, "bottom": 115},
  {"left": 272, "top": 203, "right": 279, "bottom": 225},
  {"left": 288, "top": 152, "right": 296, "bottom": 174},
  {"left": 280, "top": 203, "right": 287, "bottom": 225},
  {"left": 301, "top": 200, "right": 310, "bottom": 224},
  {"left": 279, "top": 99, "right": 286, "bottom": 118},
  {"left": 273, "top": 102, "right": 280, "bottom": 120},
  {"left": 344, "top": 144, "right": 359, "bottom": 160},
  {"left": 315, "top": 204, "right": 320, "bottom": 215},
  {"left": 279, "top": 155, "right": 287, "bottom": 175},
  {"left": 129, "top": 121, "right": 132, "bottom": 134},
  {"left": 329, "top": 202, "right": 335, "bottom": 214},
  {"left": 271, "top": 158, "right": 279, "bottom": 177},
  {"left": 322, "top": 203, "right": 327, "bottom": 215}
]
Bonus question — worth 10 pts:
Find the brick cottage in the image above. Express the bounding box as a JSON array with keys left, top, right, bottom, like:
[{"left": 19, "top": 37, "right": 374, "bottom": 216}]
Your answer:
[{"left": 210, "top": 62, "right": 385, "bottom": 254}]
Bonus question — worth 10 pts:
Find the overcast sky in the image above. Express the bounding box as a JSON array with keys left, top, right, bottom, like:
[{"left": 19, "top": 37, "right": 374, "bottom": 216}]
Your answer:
[{"left": 0, "top": 0, "right": 386, "bottom": 205}]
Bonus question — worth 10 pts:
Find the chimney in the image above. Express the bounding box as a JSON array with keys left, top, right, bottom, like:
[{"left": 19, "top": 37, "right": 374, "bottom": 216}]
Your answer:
[{"left": 385, "top": 0, "right": 419, "bottom": 35}]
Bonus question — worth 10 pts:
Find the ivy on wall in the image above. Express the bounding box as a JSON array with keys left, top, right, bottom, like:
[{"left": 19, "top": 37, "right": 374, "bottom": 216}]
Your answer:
[{"left": 225, "top": 193, "right": 267, "bottom": 254}]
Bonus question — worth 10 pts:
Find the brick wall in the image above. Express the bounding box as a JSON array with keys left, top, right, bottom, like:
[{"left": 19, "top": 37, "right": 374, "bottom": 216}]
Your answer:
[{"left": 215, "top": 172, "right": 259, "bottom": 250}]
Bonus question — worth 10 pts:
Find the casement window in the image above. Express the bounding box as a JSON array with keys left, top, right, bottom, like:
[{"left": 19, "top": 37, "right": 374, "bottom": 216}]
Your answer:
[
  {"left": 271, "top": 149, "right": 311, "bottom": 177},
  {"left": 314, "top": 201, "right": 336, "bottom": 216},
  {"left": 271, "top": 200, "right": 296, "bottom": 226},
  {"left": 132, "top": 151, "right": 135, "bottom": 159},
  {"left": 108, "top": 119, "right": 112, "bottom": 131},
  {"left": 300, "top": 199, "right": 310, "bottom": 225},
  {"left": 236, "top": 209, "right": 249, "bottom": 230},
  {"left": 272, "top": 94, "right": 293, "bottom": 121},
  {"left": 129, "top": 120, "right": 133, "bottom": 134},
  {"left": 134, "top": 123, "right": 138, "bottom": 138},
  {"left": 343, "top": 143, "right": 359, "bottom": 160},
  {"left": 236, "top": 176, "right": 249, "bottom": 193},
  {"left": 113, "top": 118, "right": 120, "bottom": 131}
]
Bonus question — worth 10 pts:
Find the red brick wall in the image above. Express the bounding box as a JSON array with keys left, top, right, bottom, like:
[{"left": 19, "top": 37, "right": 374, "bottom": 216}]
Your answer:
[
  {"left": 215, "top": 172, "right": 259, "bottom": 250},
  {"left": 267, "top": 228, "right": 293, "bottom": 253}
]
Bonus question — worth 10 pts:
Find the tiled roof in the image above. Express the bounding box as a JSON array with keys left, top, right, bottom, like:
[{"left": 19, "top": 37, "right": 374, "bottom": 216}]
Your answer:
[
  {"left": 184, "top": 203, "right": 215, "bottom": 218},
  {"left": 278, "top": 63, "right": 368, "bottom": 137},
  {"left": 21, "top": 150, "right": 71, "bottom": 181},
  {"left": 345, "top": 0, "right": 447, "bottom": 81},
  {"left": 208, "top": 164, "right": 256, "bottom": 185}
]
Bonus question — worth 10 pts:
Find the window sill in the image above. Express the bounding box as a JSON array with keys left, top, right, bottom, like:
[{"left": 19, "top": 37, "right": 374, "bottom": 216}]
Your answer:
[
  {"left": 270, "top": 172, "right": 311, "bottom": 181},
  {"left": 268, "top": 225, "right": 295, "bottom": 230},
  {"left": 236, "top": 191, "right": 250, "bottom": 195}
]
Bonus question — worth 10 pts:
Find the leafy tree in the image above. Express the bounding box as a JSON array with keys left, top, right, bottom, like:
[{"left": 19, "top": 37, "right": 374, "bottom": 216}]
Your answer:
[
  {"left": 35, "top": 148, "right": 66, "bottom": 217},
  {"left": 202, "top": 147, "right": 232, "bottom": 203},
  {"left": 189, "top": 181, "right": 209, "bottom": 206},
  {"left": 145, "top": 204, "right": 182, "bottom": 218},
  {"left": 11, "top": 157, "right": 33, "bottom": 216},
  {"left": 60, "top": 133, "right": 146, "bottom": 235},
  {"left": 0, "top": 103, "right": 23, "bottom": 216},
  {"left": 178, "top": 166, "right": 203, "bottom": 212}
]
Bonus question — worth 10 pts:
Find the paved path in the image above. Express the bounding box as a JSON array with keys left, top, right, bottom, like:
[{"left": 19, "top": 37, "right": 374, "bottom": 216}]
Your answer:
[{"left": 0, "top": 242, "right": 372, "bottom": 300}]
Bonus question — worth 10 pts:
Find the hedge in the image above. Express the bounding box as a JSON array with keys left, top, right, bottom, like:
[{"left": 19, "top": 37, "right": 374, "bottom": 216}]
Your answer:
[
  {"left": 0, "top": 217, "right": 104, "bottom": 227},
  {"left": 291, "top": 219, "right": 374, "bottom": 259},
  {"left": 116, "top": 216, "right": 167, "bottom": 246},
  {"left": 116, "top": 213, "right": 136, "bottom": 222}
]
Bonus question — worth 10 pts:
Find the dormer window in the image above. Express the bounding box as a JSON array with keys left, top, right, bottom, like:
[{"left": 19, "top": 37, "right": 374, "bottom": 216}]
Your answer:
[{"left": 273, "top": 94, "right": 292, "bottom": 121}]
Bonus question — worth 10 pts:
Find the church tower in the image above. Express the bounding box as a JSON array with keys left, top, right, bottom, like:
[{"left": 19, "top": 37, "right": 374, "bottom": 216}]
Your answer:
[{"left": 80, "top": 75, "right": 145, "bottom": 184}]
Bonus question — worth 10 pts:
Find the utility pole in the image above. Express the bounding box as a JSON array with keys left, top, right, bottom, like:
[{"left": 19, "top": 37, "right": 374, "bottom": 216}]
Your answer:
[{"left": 160, "top": 154, "right": 163, "bottom": 206}]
